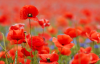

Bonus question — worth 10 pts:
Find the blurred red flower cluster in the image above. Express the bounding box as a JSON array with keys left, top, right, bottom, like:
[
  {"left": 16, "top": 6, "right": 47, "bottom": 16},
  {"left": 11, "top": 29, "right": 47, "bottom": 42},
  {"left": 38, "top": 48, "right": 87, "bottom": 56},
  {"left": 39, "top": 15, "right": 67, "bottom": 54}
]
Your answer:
[{"left": 0, "top": 0, "right": 100, "bottom": 64}]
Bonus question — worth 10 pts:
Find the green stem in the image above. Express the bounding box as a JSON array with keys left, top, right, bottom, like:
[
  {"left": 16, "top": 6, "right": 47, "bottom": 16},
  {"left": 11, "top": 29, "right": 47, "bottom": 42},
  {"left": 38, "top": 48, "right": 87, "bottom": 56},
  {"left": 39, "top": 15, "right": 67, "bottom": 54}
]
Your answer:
[
  {"left": 43, "top": 28, "right": 45, "bottom": 42},
  {"left": 93, "top": 41, "right": 95, "bottom": 53},
  {"left": 2, "top": 33, "right": 8, "bottom": 64},
  {"left": 33, "top": 50, "right": 38, "bottom": 64},
  {"left": 29, "top": 19, "right": 33, "bottom": 64},
  {"left": 15, "top": 40, "right": 18, "bottom": 64},
  {"left": 0, "top": 43, "right": 5, "bottom": 51},
  {"left": 59, "top": 48, "right": 63, "bottom": 64}
]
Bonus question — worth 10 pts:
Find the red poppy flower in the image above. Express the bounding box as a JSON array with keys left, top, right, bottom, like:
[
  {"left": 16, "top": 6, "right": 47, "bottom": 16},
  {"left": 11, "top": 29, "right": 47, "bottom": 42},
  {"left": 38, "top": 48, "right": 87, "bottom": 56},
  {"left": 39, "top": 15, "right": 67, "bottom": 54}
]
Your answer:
[
  {"left": 0, "top": 51, "right": 9, "bottom": 58},
  {"left": 38, "top": 46, "right": 50, "bottom": 54},
  {"left": 53, "top": 35, "right": 74, "bottom": 56},
  {"left": 56, "top": 17, "right": 68, "bottom": 27},
  {"left": 89, "top": 53, "right": 99, "bottom": 64},
  {"left": 47, "top": 26, "right": 57, "bottom": 35},
  {"left": 7, "top": 29, "right": 25, "bottom": 42},
  {"left": 64, "top": 12, "right": 73, "bottom": 19},
  {"left": 0, "top": 61, "right": 5, "bottom": 64},
  {"left": 79, "top": 47, "right": 92, "bottom": 54},
  {"left": 9, "top": 46, "right": 24, "bottom": 59},
  {"left": 64, "top": 28, "right": 82, "bottom": 38},
  {"left": 52, "top": 34, "right": 74, "bottom": 48},
  {"left": 71, "top": 53, "right": 90, "bottom": 64},
  {"left": 79, "top": 18, "right": 91, "bottom": 25},
  {"left": 81, "top": 25, "right": 93, "bottom": 37},
  {"left": 9, "top": 23, "right": 24, "bottom": 30},
  {"left": 38, "top": 19, "right": 50, "bottom": 28},
  {"left": 86, "top": 31, "right": 100, "bottom": 43},
  {"left": 18, "top": 58, "right": 31, "bottom": 64},
  {"left": 38, "top": 33, "right": 51, "bottom": 41},
  {"left": 39, "top": 53, "right": 59, "bottom": 64},
  {"left": 21, "top": 48, "right": 33, "bottom": 57},
  {"left": 81, "top": 9, "right": 91, "bottom": 17},
  {"left": 9, "top": 39, "right": 25, "bottom": 45},
  {"left": 28, "top": 36, "right": 45, "bottom": 51},
  {"left": 0, "top": 14, "right": 10, "bottom": 26},
  {"left": 58, "top": 47, "right": 71, "bottom": 56},
  {"left": 78, "top": 47, "right": 99, "bottom": 64},
  {"left": 13, "top": 58, "right": 31, "bottom": 64},
  {"left": 20, "top": 5, "right": 39, "bottom": 19}
]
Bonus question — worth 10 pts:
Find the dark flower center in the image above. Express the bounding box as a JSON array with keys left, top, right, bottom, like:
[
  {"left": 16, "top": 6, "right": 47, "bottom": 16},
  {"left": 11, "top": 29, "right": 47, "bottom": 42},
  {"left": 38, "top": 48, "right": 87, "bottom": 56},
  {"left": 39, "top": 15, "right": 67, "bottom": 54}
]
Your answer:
[
  {"left": 28, "top": 14, "right": 33, "bottom": 17},
  {"left": 46, "top": 58, "right": 50, "bottom": 63},
  {"left": 24, "top": 31, "right": 26, "bottom": 33},
  {"left": 62, "top": 44, "right": 64, "bottom": 46},
  {"left": 43, "top": 37, "right": 45, "bottom": 41}
]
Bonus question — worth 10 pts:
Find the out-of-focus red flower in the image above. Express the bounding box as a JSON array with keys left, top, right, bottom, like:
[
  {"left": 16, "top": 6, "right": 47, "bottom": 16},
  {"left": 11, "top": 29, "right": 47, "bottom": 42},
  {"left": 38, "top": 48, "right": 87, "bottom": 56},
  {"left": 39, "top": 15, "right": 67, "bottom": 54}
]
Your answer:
[
  {"left": 47, "top": 26, "right": 57, "bottom": 35},
  {"left": 0, "top": 51, "right": 9, "bottom": 58},
  {"left": 21, "top": 48, "right": 33, "bottom": 57},
  {"left": 0, "top": 61, "right": 5, "bottom": 64},
  {"left": 12, "top": 58, "right": 31, "bottom": 64},
  {"left": 18, "top": 58, "right": 31, "bottom": 64},
  {"left": 0, "top": 14, "right": 10, "bottom": 26},
  {"left": 38, "top": 33, "right": 51, "bottom": 41},
  {"left": 38, "top": 19, "right": 50, "bottom": 28},
  {"left": 64, "top": 12, "right": 73, "bottom": 19},
  {"left": 39, "top": 53, "right": 59, "bottom": 64},
  {"left": 81, "top": 9, "right": 91, "bottom": 17},
  {"left": 64, "top": 28, "right": 82, "bottom": 38},
  {"left": 0, "top": 14, "right": 8, "bottom": 23},
  {"left": 71, "top": 53, "right": 90, "bottom": 64},
  {"left": 79, "top": 18, "right": 91, "bottom": 25},
  {"left": 9, "top": 39, "right": 25, "bottom": 45},
  {"left": 53, "top": 34, "right": 74, "bottom": 56},
  {"left": 38, "top": 46, "right": 50, "bottom": 54},
  {"left": 81, "top": 25, "right": 93, "bottom": 37},
  {"left": 9, "top": 46, "right": 24, "bottom": 59},
  {"left": 53, "top": 34, "right": 73, "bottom": 48},
  {"left": 95, "top": 16, "right": 100, "bottom": 22},
  {"left": 7, "top": 29, "right": 25, "bottom": 44},
  {"left": 79, "top": 47, "right": 92, "bottom": 54},
  {"left": 86, "top": 31, "right": 100, "bottom": 43},
  {"left": 28, "top": 36, "right": 46, "bottom": 51},
  {"left": 58, "top": 47, "right": 71, "bottom": 56},
  {"left": 56, "top": 17, "right": 68, "bottom": 27},
  {"left": 20, "top": 5, "right": 39, "bottom": 19},
  {"left": 78, "top": 47, "right": 99, "bottom": 64},
  {"left": 9, "top": 23, "right": 24, "bottom": 30},
  {"left": 89, "top": 53, "right": 99, "bottom": 64},
  {"left": 7, "top": 29, "right": 25, "bottom": 40}
]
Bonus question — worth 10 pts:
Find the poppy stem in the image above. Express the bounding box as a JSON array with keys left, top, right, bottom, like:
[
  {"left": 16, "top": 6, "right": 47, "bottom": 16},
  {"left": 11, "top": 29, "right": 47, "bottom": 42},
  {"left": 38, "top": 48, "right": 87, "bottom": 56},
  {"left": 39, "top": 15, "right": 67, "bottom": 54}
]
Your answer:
[
  {"left": 29, "top": 19, "right": 33, "bottom": 64},
  {"left": 93, "top": 41, "right": 95, "bottom": 53},
  {"left": 0, "top": 43, "right": 5, "bottom": 51},
  {"left": 15, "top": 40, "right": 18, "bottom": 64},
  {"left": 75, "top": 22, "right": 81, "bottom": 64},
  {"left": 75, "top": 37, "right": 81, "bottom": 64},
  {"left": 43, "top": 28, "right": 45, "bottom": 42},
  {"left": 59, "top": 47, "right": 63, "bottom": 64},
  {"left": 2, "top": 33, "right": 8, "bottom": 64}
]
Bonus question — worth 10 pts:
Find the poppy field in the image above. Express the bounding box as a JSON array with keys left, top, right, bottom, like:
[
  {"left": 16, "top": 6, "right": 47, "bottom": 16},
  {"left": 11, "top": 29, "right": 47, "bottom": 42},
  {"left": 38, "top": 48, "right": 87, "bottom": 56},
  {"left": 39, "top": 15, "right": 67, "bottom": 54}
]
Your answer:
[{"left": 0, "top": 0, "right": 100, "bottom": 64}]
